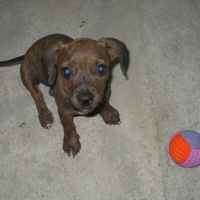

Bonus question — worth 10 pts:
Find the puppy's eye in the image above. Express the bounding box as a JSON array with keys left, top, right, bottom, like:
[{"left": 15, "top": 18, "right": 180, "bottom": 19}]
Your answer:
[
  {"left": 62, "top": 67, "right": 72, "bottom": 78},
  {"left": 97, "top": 65, "right": 106, "bottom": 76}
]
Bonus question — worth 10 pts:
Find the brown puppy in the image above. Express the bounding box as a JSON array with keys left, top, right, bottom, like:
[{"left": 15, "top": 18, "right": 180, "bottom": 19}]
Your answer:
[{"left": 0, "top": 34, "right": 128, "bottom": 157}]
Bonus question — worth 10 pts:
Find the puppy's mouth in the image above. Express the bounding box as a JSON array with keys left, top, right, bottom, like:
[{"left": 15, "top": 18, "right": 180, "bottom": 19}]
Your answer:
[
  {"left": 73, "top": 99, "right": 101, "bottom": 115},
  {"left": 79, "top": 108, "right": 94, "bottom": 114},
  {"left": 73, "top": 104, "right": 95, "bottom": 115}
]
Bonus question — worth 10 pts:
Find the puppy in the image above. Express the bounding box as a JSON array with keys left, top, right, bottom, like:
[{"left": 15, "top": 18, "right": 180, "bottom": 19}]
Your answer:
[{"left": 0, "top": 34, "right": 128, "bottom": 157}]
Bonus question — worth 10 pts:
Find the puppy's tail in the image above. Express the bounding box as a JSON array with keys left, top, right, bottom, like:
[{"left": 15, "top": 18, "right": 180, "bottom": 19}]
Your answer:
[{"left": 0, "top": 55, "right": 24, "bottom": 67}]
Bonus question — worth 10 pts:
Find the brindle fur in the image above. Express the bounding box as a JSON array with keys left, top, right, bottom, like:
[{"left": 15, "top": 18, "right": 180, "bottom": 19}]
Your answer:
[{"left": 0, "top": 34, "right": 128, "bottom": 157}]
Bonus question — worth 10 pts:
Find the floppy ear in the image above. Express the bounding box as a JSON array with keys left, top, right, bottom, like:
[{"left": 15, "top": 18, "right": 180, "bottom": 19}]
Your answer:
[
  {"left": 43, "top": 45, "right": 61, "bottom": 86},
  {"left": 99, "top": 38, "right": 128, "bottom": 76}
]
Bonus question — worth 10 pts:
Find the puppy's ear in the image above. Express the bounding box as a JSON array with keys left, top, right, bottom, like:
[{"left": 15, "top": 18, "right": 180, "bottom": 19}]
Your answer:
[
  {"left": 99, "top": 38, "right": 128, "bottom": 76},
  {"left": 44, "top": 45, "right": 61, "bottom": 86}
]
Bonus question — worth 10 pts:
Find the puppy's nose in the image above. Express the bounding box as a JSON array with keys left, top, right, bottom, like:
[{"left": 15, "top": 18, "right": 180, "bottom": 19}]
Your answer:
[{"left": 77, "top": 93, "right": 94, "bottom": 106}]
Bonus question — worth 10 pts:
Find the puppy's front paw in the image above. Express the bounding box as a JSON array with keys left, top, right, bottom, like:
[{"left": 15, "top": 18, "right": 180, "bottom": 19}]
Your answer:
[
  {"left": 63, "top": 134, "right": 81, "bottom": 158},
  {"left": 100, "top": 106, "right": 121, "bottom": 125},
  {"left": 38, "top": 109, "right": 54, "bottom": 129}
]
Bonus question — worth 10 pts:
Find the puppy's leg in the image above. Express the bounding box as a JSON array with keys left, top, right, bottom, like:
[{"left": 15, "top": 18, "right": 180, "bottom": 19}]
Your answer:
[
  {"left": 100, "top": 100, "right": 120, "bottom": 125},
  {"left": 57, "top": 108, "right": 81, "bottom": 157},
  {"left": 20, "top": 65, "right": 54, "bottom": 129}
]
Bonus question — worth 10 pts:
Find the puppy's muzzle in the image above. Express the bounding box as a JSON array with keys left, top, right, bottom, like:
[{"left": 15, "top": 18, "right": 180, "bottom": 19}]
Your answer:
[{"left": 77, "top": 92, "right": 94, "bottom": 106}]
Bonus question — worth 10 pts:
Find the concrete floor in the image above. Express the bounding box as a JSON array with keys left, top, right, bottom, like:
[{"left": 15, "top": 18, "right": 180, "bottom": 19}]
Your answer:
[{"left": 0, "top": 0, "right": 200, "bottom": 199}]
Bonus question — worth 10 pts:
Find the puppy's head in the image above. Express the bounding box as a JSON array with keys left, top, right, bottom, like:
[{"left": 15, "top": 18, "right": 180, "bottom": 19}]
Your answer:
[{"left": 50, "top": 38, "right": 128, "bottom": 114}]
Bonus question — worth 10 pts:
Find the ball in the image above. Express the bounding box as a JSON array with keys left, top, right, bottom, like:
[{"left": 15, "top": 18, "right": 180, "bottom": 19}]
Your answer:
[{"left": 169, "top": 130, "right": 200, "bottom": 168}]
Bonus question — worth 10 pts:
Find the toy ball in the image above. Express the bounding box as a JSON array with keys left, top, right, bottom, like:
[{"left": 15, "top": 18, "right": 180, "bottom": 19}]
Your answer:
[{"left": 169, "top": 130, "right": 200, "bottom": 168}]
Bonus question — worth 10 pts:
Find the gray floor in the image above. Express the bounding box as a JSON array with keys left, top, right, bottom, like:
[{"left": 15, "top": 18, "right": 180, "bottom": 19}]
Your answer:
[{"left": 0, "top": 0, "right": 200, "bottom": 199}]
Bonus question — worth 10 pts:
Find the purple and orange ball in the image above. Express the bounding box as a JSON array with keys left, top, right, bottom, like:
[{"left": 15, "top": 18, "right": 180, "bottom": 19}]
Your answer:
[{"left": 169, "top": 130, "right": 200, "bottom": 168}]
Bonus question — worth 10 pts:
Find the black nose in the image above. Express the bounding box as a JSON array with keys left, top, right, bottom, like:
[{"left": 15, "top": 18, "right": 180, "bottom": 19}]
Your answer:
[{"left": 77, "top": 93, "right": 94, "bottom": 106}]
